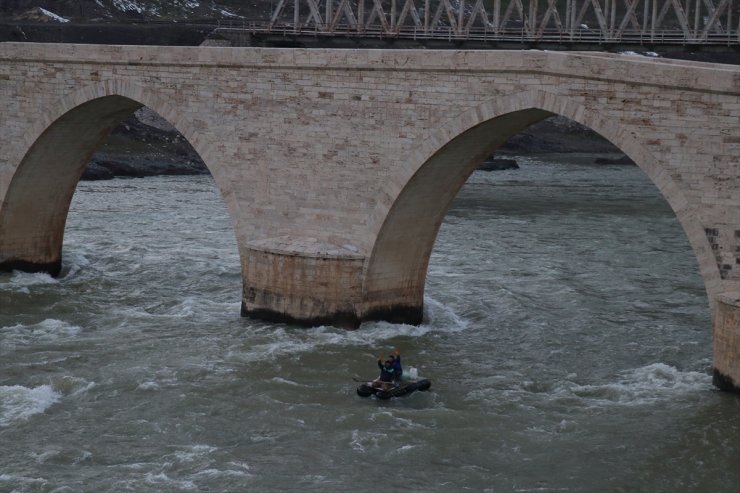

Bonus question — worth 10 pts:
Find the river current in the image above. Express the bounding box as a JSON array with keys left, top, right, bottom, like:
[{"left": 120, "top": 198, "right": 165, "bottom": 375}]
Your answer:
[{"left": 1, "top": 155, "right": 739, "bottom": 492}]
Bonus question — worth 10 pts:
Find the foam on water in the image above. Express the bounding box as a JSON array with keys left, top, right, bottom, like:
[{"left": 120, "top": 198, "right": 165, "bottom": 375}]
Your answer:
[
  {"left": 144, "top": 472, "right": 196, "bottom": 490},
  {"left": 469, "top": 363, "right": 712, "bottom": 411},
  {"left": 553, "top": 363, "right": 712, "bottom": 407},
  {"left": 271, "top": 377, "right": 307, "bottom": 387},
  {"left": 423, "top": 295, "right": 470, "bottom": 332},
  {"left": 350, "top": 429, "right": 388, "bottom": 452},
  {"left": 193, "top": 468, "right": 251, "bottom": 479},
  {"left": 170, "top": 444, "right": 218, "bottom": 463},
  {"left": 0, "top": 474, "right": 49, "bottom": 492},
  {"left": 136, "top": 381, "right": 160, "bottom": 391},
  {"left": 369, "top": 410, "right": 429, "bottom": 430},
  {"left": 58, "top": 251, "right": 90, "bottom": 280},
  {"left": 226, "top": 329, "right": 317, "bottom": 364},
  {"left": 0, "top": 319, "right": 82, "bottom": 346},
  {"left": 0, "top": 385, "right": 61, "bottom": 427},
  {"left": 0, "top": 271, "right": 57, "bottom": 290},
  {"left": 112, "top": 300, "right": 241, "bottom": 322},
  {"left": 224, "top": 296, "right": 467, "bottom": 367},
  {"left": 396, "top": 444, "right": 417, "bottom": 453},
  {"left": 163, "top": 297, "right": 198, "bottom": 318},
  {"left": 29, "top": 449, "right": 61, "bottom": 464},
  {"left": 125, "top": 446, "right": 254, "bottom": 489},
  {"left": 49, "top": 376, "right": 96, "bottom": 396}
]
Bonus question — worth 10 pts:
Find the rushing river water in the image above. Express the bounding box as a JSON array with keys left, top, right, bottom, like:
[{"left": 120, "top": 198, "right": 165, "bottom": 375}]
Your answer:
[{"left": 2, "top": 155, "right": 739, "bottom": 492}]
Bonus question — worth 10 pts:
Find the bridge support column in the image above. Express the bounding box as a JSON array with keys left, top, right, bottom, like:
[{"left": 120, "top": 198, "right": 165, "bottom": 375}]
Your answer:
[
  {"left": 240, "top": 239, "right": 366, "bottom": 329},
  {"left": 713, "top": 293, "right": 740, "bottom": 393},
  {"left": 0, "top": 245, "right": 63, "bottom": 276}
]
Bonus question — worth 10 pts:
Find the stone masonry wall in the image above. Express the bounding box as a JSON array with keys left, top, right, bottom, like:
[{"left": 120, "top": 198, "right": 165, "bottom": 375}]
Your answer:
[{"left": 0, "top": 44, "right": 738, "bottom": 337}]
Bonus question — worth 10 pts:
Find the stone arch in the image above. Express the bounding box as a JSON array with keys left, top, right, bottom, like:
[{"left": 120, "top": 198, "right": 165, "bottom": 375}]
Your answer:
[
  {"left": 361, "top": 88, "right": 718, "bottom": 322},
  {"left": 0, "top": 80, "right": 242, "bottom": 275}
]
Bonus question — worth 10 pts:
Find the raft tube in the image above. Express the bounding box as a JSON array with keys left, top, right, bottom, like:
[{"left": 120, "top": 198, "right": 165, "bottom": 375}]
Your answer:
[{"left": 356, "top": 379, "right": 432, "bottom": 399}]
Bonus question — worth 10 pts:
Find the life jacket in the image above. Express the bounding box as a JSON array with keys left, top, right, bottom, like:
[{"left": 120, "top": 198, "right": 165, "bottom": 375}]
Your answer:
[{"left": 378, "top": 361, "right": 395, "bottom": 382}]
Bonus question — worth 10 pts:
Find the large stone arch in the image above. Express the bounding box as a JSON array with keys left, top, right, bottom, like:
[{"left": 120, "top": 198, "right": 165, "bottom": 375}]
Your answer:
[
  {"left": 0, "top": 80, "right": 242, "bottom": 275},
  {"left": 360, "top": 88, "right": 718, "bottom": 322}
]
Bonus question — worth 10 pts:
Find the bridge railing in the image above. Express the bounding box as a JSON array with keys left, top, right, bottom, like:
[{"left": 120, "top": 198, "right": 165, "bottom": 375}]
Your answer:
[
  {"left": 215, "top": 0, "right": 740, "bottom": 46},
  {"left": 219, "top": 22, "right": 740, "bottom": 45}
]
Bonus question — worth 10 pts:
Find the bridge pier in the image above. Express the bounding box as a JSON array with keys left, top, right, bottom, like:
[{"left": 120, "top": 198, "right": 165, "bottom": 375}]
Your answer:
[
  {"left": 239, "top": 238, "right": 427, "bottom": 329},
  {"left": 240, "top": 239, "right": 366, "bottom": 328},
  {"left": 713, "top": 294, "right": 740, "bottom": 393}
]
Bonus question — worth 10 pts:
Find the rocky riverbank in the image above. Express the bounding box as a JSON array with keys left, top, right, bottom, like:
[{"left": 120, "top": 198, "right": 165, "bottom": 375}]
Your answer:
[{"left": 82, "top": 108, "right": 207, "bottom": 180}]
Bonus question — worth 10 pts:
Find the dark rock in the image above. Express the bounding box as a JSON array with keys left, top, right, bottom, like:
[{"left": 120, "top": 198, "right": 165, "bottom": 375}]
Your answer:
[
  {"left": 593, "top": 154, "right": 636, "bottom": 165},
  {"left": 82, "top": 157, "right": 209, "bottom": 180},
  {"left": 498, "top": 115, "right": 617, "bottom": 154},
  {"left": 81, "top": 108, "right": 210, "bottom": 180},
  {"left": 81, "top": 161, "right": 114, "bottom": 180},
  {"left": 479, "top": 158, "right": 519, "bottom": 171}
]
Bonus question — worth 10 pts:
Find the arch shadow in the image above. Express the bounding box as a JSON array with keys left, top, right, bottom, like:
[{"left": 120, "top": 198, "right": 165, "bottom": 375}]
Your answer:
[{"left": 360, "top": 88, "right": 717, "bottom": 322}]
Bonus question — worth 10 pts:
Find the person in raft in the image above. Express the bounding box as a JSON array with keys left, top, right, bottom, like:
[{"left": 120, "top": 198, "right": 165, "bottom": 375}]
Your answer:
[
  {"left": 375, "top": 356, "right": 397, "bottom": 389},
  {"left": 388, "top": 348, "right": 403, "bottom": 382}
]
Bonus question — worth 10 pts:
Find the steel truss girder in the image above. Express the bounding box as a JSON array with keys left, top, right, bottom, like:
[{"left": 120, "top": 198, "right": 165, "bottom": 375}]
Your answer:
[{"left": 263, "top": 0, "right": 739, "bottom": 43}]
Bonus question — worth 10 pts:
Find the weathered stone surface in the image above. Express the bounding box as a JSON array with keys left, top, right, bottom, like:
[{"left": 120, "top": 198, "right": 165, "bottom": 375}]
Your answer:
[
  {"left": 714, "top": 294, "right": 740, "bottom": 392},
  {"left": 0, "top": 45, "right": 738, "bottom": 386},
  {"left": 241, "top": 238, "right": 365, "bottom": 328},
  {"left": 86, "top": 112, "right": 608, "bottom": 180}
]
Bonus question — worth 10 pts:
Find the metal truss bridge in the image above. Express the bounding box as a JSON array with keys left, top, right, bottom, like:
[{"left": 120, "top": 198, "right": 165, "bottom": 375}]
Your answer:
[{"left": 213, "top": 0, "right": 739, "bottom": 47}]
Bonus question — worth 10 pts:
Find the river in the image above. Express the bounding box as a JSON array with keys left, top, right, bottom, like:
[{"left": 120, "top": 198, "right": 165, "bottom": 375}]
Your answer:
[{"left": 1, "top": 154, "right": 738, "bottom": 492}]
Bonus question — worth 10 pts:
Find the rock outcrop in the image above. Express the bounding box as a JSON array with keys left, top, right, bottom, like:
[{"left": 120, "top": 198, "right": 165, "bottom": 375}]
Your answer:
[
  {"left": 81, "top": 107, "right": 208, "bottom": 180},
  {"left": 479, "top": 158, "right": 520, "bottom": 171}
]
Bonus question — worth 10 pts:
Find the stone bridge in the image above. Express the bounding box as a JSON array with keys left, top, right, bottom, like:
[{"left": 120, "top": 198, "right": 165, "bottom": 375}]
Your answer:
[{"left": 1, "top": 43, "right": 739, "bottom": 390}]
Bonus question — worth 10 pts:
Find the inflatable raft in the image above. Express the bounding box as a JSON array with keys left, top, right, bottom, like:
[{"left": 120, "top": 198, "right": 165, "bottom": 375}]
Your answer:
[{"left": 356, "top": 379, "right": 432, "bottom": 400}]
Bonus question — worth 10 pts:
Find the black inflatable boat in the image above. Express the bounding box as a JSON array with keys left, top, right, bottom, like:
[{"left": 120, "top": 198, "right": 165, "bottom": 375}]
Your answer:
[{"left": 356, "top": 379, "right": 432, "bottom": 400}]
